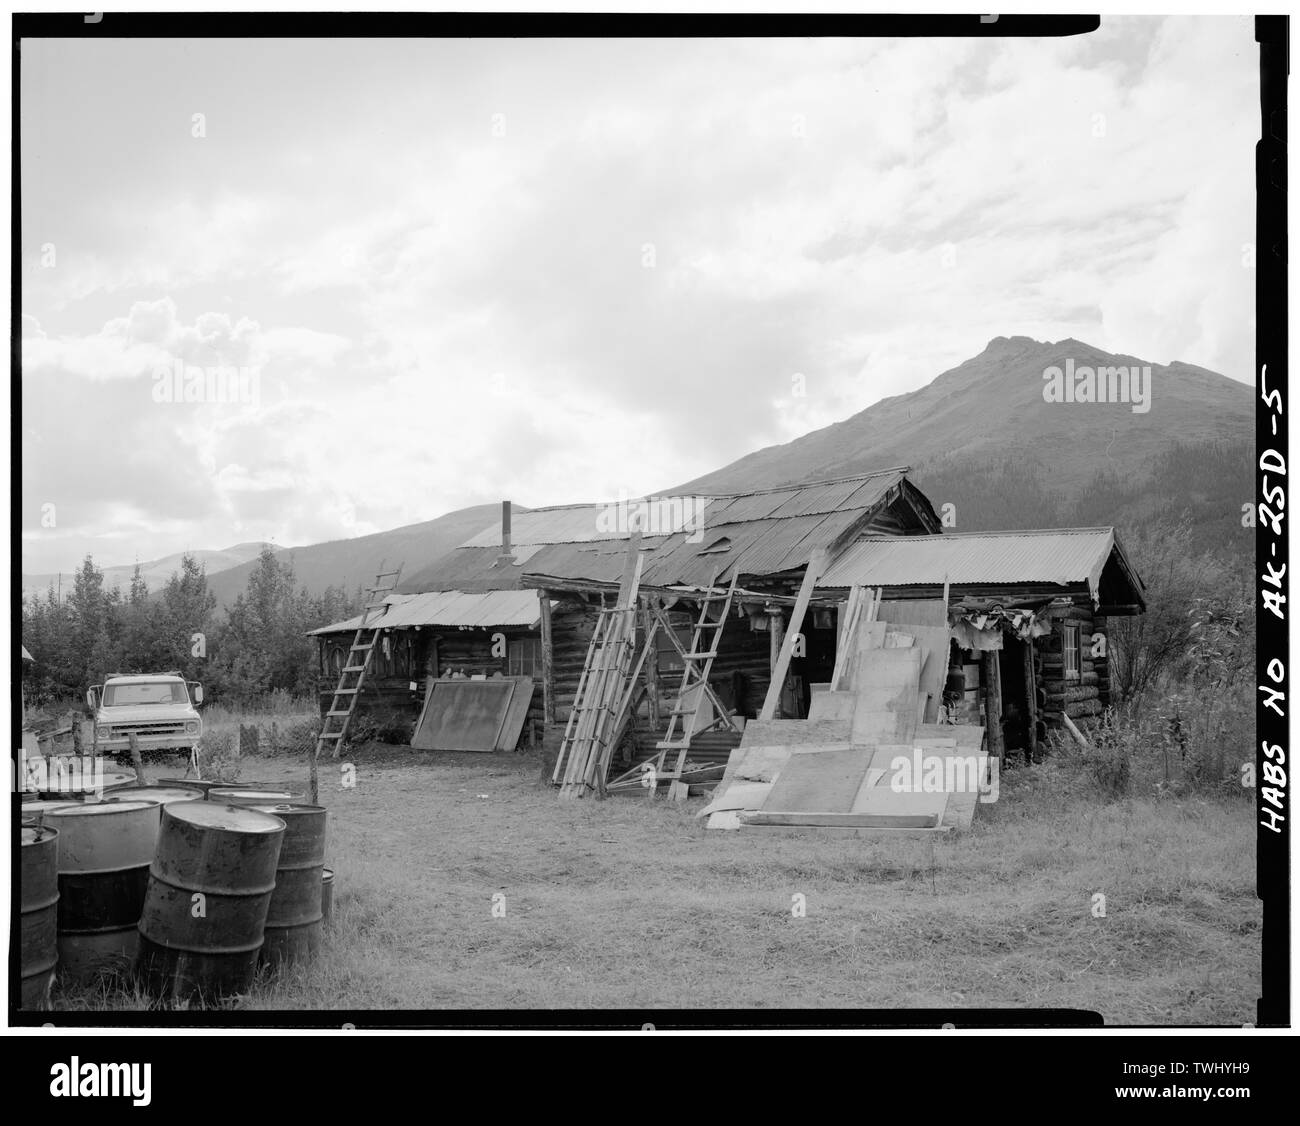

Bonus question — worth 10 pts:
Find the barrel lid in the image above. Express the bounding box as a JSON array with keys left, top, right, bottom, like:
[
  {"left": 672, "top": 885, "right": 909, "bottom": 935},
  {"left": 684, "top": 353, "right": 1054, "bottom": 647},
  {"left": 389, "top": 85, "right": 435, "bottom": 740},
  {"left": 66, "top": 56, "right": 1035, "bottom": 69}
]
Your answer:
[
  {"left": 249, "top": 803, "right": 325, "bottom": 816},
  {"left": 168, "top": 801, "right": 286, "bottom": 833},
  {"left": 210, "top": 788, "right": 294, "bottom": 799},
  {"left": 46, "top": 798, "right": 158, "bottom": 816},
  {"left": 109, "top": 787, "right": 203, "bottom": 804},
  {"left": 21, "top": 824, "right": 58, "bottom": 844},
  {"left": 20, "top": 799, "right": 83, "bottom": 814}
]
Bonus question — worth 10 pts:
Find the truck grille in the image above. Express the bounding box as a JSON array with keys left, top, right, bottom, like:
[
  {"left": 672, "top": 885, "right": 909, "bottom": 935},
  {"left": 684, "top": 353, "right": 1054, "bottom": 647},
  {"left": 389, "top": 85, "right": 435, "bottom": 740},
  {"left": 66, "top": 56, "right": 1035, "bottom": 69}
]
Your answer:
[{"left": 107, "top": 721, "right": 188, "bottom": 738}]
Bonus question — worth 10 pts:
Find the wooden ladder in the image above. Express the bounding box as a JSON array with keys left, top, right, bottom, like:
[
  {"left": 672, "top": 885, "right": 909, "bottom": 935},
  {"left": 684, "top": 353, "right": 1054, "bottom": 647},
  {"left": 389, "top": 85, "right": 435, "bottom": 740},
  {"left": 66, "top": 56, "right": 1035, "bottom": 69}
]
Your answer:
[
  {"left": 651, "top": 566, "right": 740, "bottom": 782},
  {"left": 555, "top": 553, "right": 645, "bottom": 797},
  {"left": 314, "top": 563, "right": 403, "bottom": 762}
]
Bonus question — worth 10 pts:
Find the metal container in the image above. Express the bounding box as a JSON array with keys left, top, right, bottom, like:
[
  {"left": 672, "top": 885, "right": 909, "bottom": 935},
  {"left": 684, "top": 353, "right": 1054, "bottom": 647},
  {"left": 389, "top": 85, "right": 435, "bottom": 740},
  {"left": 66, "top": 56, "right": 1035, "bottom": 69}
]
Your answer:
[
  {"left": 105, "top": 786, "right": 204, "bottom": 808},
  {"left": 249, "top": 804, "right": 326, "bottom": 966},
  {"left": 20, "top": 824, "right": 60, "bottom": 1009},
  {"left": 137, "top": 802, "right": 286, "bottom": 1003},
  {"left": 158, "top": 778, "right": 272, "bottom": 795},
  {"left": 321, "top": 867, "right": 334, "bottom": 929},
  {"left": 208, "top": 788, "right": 296, "bottom": 806},
  {"left": 37, "top": 799, "right": 160, "bottom": 984},
  {"left": 23, "top": 755, "right": 133, "bottom": 800}
]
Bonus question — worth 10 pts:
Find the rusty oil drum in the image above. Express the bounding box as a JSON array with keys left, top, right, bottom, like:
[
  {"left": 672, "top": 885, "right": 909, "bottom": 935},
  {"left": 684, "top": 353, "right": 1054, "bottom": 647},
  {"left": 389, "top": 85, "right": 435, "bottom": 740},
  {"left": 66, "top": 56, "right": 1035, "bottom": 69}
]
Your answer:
[
  {"left": 34, "top": 799, "right": 160, "bottom": 984},
  {"left": 20, "top": 823, "right": 60, "bottom": 1008},
  {"left": 250, "top": 804, "right": 326, "bottom": 967},
  {"left": 136, "top": 802, "right": 285, "bottom": 1002}
]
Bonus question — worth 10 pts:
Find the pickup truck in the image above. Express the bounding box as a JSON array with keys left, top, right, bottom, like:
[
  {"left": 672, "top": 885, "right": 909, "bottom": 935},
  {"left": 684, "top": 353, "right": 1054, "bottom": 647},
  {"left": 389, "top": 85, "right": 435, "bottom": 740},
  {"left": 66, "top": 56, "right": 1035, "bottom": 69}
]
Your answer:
[{"left": 87, "top": 673, "right": 204, "bottom": 759}]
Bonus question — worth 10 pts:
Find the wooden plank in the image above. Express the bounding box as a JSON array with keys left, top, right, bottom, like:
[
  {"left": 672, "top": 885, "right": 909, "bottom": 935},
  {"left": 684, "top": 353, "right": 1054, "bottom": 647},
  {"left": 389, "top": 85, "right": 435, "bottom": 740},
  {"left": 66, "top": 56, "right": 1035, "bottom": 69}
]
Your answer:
[
  {"left": 807, "top": 690, "right": 856, "bottom": 722},
  {"left": 494, "top": 677, "right": 535, "bottom": 751},
  {"left": 762, "top": 745, "right": 874, "bottom": 814},
  {"left": 738, "top": 823, "right": 951, "bottom": 840},
  {"left": 743, "top": 804, "right": 944, "bottom": 829},
  {"left": 538, "top": 591, "right": 555, "bottom": 726},
  {"left": 758, "top": 548, "right": 828, "bottom": 721},
  {"left": 849, "top": 647, "right": 922, "bottom": 746}
]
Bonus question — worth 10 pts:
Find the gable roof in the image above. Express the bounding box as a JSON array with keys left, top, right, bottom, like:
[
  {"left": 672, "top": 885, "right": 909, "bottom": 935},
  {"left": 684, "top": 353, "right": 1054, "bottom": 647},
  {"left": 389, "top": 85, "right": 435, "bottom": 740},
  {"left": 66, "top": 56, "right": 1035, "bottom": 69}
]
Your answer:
[
  {"left": 400, "top": 468, "right": 939, "bottom": 593},
  {"left": 819, "top": 527, "right": 1145, "bottom": 609}
]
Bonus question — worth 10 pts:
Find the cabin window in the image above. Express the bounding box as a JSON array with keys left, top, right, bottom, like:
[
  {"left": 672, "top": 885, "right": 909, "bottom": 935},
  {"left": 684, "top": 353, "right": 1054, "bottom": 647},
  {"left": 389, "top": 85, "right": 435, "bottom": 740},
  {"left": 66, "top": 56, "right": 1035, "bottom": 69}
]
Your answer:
[
  {"left": 507, "top": 638, "right": 542, "bottom": 678},
  {"left": 327, "top": 645, "right": 344, "bottom": 678},
  {"left": 1062, "top": 624, "right": 1081, "bottom": 680}
]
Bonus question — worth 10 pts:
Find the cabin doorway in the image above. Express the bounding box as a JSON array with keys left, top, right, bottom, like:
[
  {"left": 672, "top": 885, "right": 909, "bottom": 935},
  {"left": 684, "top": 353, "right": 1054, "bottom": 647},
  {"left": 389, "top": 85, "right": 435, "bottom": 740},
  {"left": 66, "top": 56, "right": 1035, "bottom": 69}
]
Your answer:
[{"left": 997, "top": 637, "right": 1032, "bottom": 761}]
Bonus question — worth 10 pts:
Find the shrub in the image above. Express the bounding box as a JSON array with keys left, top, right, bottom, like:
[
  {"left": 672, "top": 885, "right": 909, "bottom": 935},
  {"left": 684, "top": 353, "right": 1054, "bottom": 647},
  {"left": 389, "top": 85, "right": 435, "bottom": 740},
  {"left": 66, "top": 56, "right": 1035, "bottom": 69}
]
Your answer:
[
  {"left": 196, "top": 728, "right": 240, "bottom": 783},
  {"left": 1080, "top": 707, "right": 1135, "bottom": 798}
]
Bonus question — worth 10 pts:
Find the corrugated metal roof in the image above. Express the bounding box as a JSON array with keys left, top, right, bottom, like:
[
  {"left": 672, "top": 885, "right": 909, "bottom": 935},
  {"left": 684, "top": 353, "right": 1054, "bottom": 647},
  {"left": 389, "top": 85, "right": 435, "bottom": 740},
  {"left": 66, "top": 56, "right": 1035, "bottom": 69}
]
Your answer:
[
  {"left": 456, "top": 469, "right": 909, "bottom": 549},
  {"left": 310, "top": 589, "right": 545, "bottom": 635},
  {"left": 408, "top": 468, "right": 919, "bottom": 592},
  {"left": 819, "top": 528, "right": 1126, "bottom": 602}
]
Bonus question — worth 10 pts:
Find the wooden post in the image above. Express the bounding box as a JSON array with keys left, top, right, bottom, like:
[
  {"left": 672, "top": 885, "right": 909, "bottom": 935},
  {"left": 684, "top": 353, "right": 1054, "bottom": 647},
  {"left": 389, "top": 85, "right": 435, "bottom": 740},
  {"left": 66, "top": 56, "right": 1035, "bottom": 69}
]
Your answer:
[
  {"left": 984, "top": 650, "right": 1004, "bottom": 761},
  {"left": 1023, "top": 638, "right": 1038, "bottom": 759},
  {"left": 759, "top": 549, "right": 827, "bottom": 722},
  {"left": 538, "top": 589, "right": 556, "bottom": 727},
  {"left": 309, "top": 747, "right": 320, "bottom": 806},
  {"left": 767, "top": 609, "right": 785, "bottom": 716},
  {"left": 644, "top": 600, "right": 660, "bottom": 728},
  {"left": 128, "top": 733, "right": 147, "bottom": 786}
]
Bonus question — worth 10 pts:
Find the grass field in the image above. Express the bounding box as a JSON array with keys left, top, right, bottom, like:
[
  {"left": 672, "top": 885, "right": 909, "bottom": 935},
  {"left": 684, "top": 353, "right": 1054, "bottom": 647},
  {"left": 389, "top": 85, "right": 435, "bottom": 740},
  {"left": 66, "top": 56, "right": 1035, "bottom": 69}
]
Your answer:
[{"left": 49, "top": 736, "right": 1261, "bottom": 1023}]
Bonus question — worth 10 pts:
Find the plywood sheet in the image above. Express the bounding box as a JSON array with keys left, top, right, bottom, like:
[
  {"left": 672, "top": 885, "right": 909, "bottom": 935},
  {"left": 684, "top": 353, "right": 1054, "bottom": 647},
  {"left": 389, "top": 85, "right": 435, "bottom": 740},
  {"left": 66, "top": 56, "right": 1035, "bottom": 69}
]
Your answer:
[
  {"left": 807, "top": 691, "right": 856, "bottom": 722},
  {"left": 849, "top": 648, "right": 921, "bottom": 745},
  {"left": 763, "top": 746, "right": 874, "bottom": 814},
  {"left": 411, "top": 679, "right": 515, "bottom": 751},
  {"left": 495, "top": 678, "right": 535, "bottom": 750}
]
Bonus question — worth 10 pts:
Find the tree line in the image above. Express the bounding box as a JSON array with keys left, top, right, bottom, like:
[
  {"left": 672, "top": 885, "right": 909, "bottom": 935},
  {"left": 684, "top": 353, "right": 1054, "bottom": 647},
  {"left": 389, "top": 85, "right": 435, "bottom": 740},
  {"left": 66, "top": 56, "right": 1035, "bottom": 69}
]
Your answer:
[{"left": 21, "top": 546, "right": 358, "bottom": 708}]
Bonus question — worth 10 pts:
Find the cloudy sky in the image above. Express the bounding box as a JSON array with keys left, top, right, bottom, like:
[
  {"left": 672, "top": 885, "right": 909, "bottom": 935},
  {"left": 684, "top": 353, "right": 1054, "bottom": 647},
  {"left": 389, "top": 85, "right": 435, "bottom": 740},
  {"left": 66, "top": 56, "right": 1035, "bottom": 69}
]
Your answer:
[{"left": 20, "top": 19, "right": 1256, "bottom": 574}]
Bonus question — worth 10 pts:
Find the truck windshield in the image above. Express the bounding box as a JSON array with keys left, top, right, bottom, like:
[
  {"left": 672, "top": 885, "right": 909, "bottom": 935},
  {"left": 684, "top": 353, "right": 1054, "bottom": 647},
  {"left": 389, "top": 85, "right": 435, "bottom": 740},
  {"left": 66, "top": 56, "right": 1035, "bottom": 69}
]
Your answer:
[{"left": 103, "top": 682, "right": 188, "bottom": 706}]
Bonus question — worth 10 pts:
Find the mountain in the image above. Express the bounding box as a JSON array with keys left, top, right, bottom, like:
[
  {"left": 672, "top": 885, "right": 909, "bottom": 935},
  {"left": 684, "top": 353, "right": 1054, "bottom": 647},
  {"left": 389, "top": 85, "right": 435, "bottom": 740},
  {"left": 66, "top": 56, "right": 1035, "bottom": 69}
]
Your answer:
[
  {"left": 203, "top": 502, "right": 521, "bottom": 607},
  {"left": 672, "top": 336, "right": 1253, "bottom": 556},
  {"left": 22, "top": 542, "right": 271, "bottom": 602}
]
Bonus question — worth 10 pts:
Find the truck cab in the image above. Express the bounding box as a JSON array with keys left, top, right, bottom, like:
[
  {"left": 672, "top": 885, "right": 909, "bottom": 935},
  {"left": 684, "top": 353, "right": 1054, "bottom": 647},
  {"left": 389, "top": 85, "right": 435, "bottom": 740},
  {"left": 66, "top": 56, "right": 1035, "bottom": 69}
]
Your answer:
[{"left": 88, "top": 673, "right": 204, "bottom": 759}]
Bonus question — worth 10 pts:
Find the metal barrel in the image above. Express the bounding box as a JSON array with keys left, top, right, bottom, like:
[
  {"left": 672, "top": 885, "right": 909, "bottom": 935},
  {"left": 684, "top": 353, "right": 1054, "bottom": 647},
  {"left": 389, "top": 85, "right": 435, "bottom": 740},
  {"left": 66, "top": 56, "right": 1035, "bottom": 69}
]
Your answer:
[
  {"left": 158, "top": 778, "right": 274, "bottom": 795},
  {"left": 137, "top": 803, "right": 286, "bottom": 1003},
  {"left": 208, "top": 788, "right": 297, "bottom": 806},
  {"left": 27, "top": 757, "right": 135, "bottom": 800},
  {"left": 249, "top": 804, "right": 326, "bottom": 967},
  {"left": 100, "top": 786, "right": 204, "bottom": 808},
  {"left": 321, "top": 868, "right": 334, "bottom": 929},
  {"left": 36, "top": 799, "right": 160, "bottom": 984},
  {"left": 20, "top": 824, "right": 60, "bottom": 1009}
]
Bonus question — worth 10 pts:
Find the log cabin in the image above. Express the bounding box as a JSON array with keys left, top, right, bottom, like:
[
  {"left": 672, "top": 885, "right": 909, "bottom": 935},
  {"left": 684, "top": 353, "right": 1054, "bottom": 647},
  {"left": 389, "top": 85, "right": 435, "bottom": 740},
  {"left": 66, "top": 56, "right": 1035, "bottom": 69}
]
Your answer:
[{"left": 310, "top": 467, "right": 1144, "bottom": 767}]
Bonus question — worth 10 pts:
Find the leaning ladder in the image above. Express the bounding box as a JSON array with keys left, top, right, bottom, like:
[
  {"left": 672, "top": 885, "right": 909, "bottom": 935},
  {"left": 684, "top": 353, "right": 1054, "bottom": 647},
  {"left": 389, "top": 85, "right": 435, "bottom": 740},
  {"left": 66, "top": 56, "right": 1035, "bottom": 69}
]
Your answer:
[
  {"left": 314, "top": 563, "right": 403, "bottom": 761},
  {"left": 652, "top": 566, "right": 740, "bottom": 780},
  {"left": 555, "top": 554, "right": 645, "bottom": 797}
]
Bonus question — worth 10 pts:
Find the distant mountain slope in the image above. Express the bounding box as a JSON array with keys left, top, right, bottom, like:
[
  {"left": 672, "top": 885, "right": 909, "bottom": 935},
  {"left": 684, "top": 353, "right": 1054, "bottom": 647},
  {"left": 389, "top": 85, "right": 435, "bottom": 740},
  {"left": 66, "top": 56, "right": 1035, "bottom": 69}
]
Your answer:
[
  {"left": 673, "top": 336, "right": 1252, "bottom": 556},
  {"left": 22, "top": 542, "right": 271, "bottom": 601},
  {"left": 205, "top": 503, "right": 522, "bottom": 607}
]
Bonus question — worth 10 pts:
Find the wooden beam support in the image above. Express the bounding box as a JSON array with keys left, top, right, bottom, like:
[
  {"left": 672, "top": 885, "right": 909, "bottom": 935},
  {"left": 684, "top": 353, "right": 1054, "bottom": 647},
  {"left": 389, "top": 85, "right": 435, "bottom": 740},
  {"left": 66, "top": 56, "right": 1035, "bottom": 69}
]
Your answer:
[
  {"left": 758, "top": 549, "right": 828, "bottom": 722},
  {"left": 538, "top": 589, "right": 555, "bottom": 726}
]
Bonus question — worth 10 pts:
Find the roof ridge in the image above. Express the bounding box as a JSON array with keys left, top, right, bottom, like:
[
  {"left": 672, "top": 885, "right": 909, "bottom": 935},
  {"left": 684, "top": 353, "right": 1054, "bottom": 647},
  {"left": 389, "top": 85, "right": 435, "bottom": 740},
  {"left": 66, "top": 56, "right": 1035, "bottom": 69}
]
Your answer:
[
  {"left": 676, "top": 466, "right": 913, "bottom": 500},
  {"left": 858, "top": 526, "right": 1115, "bottom": 540}
]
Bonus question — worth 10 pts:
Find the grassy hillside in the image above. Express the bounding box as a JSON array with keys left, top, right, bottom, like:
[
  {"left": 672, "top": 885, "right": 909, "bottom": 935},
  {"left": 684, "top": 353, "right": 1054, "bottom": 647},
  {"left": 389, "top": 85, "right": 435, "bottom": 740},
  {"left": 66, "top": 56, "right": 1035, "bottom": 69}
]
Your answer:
[
  {"left": 203, "top": 503, "right": 519, "bottom": 607},
  {"left": 673, "top": 336, "right": 1251, "bottom": 557}
]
